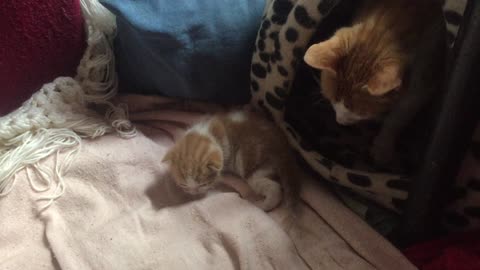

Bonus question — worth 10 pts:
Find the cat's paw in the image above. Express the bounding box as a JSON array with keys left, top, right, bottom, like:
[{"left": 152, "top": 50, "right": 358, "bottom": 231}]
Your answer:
[{"left": 248, "top": 178, "right": 282, "bottom": 211}]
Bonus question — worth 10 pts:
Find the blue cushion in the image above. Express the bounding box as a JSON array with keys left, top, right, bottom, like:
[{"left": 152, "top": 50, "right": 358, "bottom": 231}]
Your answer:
[{"left": 101, "top": 0, "right": 265, "bottom": 104}]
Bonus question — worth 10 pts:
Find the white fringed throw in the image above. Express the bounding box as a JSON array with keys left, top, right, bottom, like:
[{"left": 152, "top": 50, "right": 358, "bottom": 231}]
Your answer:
[{"left": 0, "top": 0, "right": 136, "bottom": 210}]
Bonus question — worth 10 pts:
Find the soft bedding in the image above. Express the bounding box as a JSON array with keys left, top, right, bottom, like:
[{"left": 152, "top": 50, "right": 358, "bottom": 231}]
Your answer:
[{"left": 0, "top": 95, "right": 416, "bottom": 270}]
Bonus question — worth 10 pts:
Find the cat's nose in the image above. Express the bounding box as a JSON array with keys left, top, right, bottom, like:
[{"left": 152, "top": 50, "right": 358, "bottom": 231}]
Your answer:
[
  {"left": 336, "top": 115, "right": 356, "bottom": 125},
  {"left": 333, "top": 103, "right": 357, "bottom": 125}
]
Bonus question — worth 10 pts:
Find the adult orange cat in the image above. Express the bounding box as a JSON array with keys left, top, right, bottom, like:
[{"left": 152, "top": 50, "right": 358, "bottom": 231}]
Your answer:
[
  {"left": 304, "top": 0, "right": 446, "bottom": 165},
  {"left": 162, "top": 109, "right": 301, "bottom": 211}
]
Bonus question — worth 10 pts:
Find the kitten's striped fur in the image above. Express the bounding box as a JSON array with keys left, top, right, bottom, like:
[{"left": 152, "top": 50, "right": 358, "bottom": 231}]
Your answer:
[{"left": 162, "top": 110, "right": 301, "bottom": 211}]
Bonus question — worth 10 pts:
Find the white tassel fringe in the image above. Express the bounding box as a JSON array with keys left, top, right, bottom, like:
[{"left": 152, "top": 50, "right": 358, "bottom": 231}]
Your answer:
[{"left": 0, "top": 0, "right": 136, "bottom": 210}]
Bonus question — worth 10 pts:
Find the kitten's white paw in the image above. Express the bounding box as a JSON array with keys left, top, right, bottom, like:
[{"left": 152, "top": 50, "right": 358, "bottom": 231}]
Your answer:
[{"left": 248, "top": 178, "right": 282, "bottom": 211}]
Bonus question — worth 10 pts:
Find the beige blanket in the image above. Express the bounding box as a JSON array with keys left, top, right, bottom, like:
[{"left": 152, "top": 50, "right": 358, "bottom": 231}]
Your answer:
[{"left": 0, "top": 95, "right": 416, "bottom": 270}]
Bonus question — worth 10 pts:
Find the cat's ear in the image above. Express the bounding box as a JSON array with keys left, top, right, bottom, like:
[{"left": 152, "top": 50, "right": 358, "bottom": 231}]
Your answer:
[
  {"left": 304, "top": 36, "right": 342, "bottom": 75},
  {"left": 366, "top": 63, "right": 402, "bottom": 96}
]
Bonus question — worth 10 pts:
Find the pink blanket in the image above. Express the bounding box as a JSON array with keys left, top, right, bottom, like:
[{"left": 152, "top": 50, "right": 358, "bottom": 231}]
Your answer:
[{"left": 0, "top": 95, "right": 416, "bottom": 270}]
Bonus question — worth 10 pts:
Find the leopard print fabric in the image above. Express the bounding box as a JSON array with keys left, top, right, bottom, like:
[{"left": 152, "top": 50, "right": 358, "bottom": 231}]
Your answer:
[{"left": 250, "top": 0, "right": 468, "bottom": 211}]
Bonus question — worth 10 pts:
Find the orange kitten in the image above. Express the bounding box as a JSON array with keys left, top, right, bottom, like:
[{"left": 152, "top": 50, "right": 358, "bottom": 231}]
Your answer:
[{"left": 162, "top": 110, "right": 300, "bottom": 211}]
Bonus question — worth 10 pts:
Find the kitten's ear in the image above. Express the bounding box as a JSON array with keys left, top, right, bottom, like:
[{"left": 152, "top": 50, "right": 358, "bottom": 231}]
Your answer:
[
  {"left": 207, "top": 151, "right": 223, "bottom": 172},
  {"left": 304, "top": 36, "right": 341, "bottom": 75},
  {"left": 207, "top": 163, "right": 221, "bottom": 172},
  {"left": 366, "top": 63, "right": 402, "bottom": 96}
]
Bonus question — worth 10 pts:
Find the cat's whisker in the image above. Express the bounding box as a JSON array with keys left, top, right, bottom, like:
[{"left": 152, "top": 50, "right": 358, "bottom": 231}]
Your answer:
[{"left": 311, "top": 95, "right": 329, "bottom": 106}]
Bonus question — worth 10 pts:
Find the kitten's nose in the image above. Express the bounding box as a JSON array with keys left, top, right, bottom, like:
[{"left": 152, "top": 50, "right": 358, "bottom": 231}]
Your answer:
[{"left": 184, "top": 187, "right": 200, "bottom": 195}]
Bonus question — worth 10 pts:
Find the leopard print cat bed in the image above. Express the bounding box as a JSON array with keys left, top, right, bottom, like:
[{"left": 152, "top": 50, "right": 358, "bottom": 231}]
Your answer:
[{"left": 249, "top": 0, "right": 468, "bottom": 212}]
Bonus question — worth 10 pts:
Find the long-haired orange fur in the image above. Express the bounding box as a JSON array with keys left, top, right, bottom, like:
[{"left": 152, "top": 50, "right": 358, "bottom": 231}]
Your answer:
[{"left": 304, "top": 0, "right": 442, "bottom": 124}]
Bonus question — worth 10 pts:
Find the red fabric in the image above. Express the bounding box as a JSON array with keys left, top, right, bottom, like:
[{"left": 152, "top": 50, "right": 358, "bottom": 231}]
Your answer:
[
  {"left": 0, "top": 0, "right": 86, "bottom": 116},
  {"left": 403, "top": 230, "right": 480, "bottom": 270}
]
